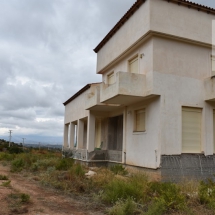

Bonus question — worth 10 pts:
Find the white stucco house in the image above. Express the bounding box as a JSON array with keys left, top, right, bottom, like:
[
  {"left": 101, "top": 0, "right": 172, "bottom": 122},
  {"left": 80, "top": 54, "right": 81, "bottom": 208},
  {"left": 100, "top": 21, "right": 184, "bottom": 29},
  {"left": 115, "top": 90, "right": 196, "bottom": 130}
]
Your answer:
[{"left": 63, "top": 0, "right": 215, "bottom": 180}]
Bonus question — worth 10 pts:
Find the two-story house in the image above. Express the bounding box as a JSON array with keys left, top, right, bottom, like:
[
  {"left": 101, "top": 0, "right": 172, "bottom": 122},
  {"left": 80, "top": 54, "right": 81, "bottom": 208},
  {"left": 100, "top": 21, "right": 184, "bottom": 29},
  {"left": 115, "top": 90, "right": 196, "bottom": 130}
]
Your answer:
[{"left": 63, "top": 0, "right": 215, "bottom": 180}]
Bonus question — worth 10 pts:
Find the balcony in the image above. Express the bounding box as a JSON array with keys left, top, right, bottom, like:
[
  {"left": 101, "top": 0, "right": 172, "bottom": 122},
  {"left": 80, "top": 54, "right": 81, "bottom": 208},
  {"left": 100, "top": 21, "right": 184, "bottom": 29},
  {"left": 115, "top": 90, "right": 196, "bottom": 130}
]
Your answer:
[
  {"left": 204, "top": 77, "right": 215, "bottom": 101},
  {"left": 85, "top": 84, "right": 121, "bottom": 111},
  {"left": 100, "top": 71, "right": 155, "bottom": 105}
]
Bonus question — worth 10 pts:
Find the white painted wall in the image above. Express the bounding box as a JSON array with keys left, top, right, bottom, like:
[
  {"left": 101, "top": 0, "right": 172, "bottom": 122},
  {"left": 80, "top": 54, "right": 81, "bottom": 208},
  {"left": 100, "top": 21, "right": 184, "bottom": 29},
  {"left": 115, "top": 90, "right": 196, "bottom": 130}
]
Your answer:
[
  {"left": 153, "top": 37, "right": 211, "bottom": 79},
  {"left": 125, "top": 98, "right": 161, "bottom": 169},
  {"left": 152, "top": 71, "right": 214, "bottom": 156},
  {"left": 64, "top": 90, "right": 89, "bottom": 124},
  {"left": 150, "top": 0, "right": 213, "bottom": 45},
  {"left": 97, "top": 0, "right": 150, "bottom": 72},
  {"left": 96, "top": 0, "right": 214, "bottom": 73}
]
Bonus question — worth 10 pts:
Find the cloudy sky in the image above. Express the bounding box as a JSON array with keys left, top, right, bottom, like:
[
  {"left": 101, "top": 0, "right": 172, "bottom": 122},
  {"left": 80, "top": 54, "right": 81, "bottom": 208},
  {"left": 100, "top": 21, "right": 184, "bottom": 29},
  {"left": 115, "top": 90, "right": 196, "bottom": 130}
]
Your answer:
[{"left": 0, "top": 0, "right": 214, "bottom": 145}]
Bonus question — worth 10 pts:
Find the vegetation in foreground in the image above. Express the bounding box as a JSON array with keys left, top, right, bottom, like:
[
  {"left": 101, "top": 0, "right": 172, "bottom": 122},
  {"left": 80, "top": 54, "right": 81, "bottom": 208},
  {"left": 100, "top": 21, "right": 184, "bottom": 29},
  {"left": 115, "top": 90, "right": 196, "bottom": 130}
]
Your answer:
[{"left": 1, "top": 140, "right": 215, "bottom": 214}]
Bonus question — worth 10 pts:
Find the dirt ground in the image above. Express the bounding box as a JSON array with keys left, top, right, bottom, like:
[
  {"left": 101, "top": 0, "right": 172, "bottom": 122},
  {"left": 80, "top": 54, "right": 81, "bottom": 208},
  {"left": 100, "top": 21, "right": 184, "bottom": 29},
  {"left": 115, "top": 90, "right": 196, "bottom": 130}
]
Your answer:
[{"left": 0, "top": 163, "right": 104, "bottom": 215}]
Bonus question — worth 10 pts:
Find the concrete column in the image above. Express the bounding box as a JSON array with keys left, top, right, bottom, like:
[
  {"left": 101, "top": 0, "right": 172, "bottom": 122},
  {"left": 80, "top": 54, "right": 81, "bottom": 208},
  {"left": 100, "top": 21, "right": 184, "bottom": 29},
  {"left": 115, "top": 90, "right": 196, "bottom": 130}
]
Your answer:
[
  {"left": 77, "top": 119, "right": 84, "bottom": 149},
  {"left": 122, "top": 107, "right": 127, "bottom": 164},
  {"left": 69, "top": 122, "right": 75, "bottom": 150},
  {"left": 63, "top": 124, "right": 69, "bottom": 149},
  {"left": 87, "top": 112, "right": 95, "bottom": 152}
]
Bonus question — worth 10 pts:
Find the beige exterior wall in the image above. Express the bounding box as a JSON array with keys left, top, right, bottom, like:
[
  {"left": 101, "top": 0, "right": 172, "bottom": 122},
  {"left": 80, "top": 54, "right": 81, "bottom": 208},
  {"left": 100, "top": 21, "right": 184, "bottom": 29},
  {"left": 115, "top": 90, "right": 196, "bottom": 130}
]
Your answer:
[
  {"left": 96, "top": 0, "right": 150, "bottom": 73},
  {"left": 150, "top": 0, "right": 213, "bottom": 44},
  {"left": 153, "top": 37, "right": 211, "bottom": 79},
  {"left": 64, "top": 90, "right": 89, "bottom": 124},
  {"left": 97, "top": 0, "right": 213, "bottom": 74}
]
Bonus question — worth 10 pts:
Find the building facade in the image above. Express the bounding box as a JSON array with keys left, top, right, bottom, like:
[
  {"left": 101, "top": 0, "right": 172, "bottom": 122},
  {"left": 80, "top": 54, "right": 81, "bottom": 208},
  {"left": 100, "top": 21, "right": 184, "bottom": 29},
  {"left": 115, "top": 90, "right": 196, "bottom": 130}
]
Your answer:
[{"left": 63, "top": 0, "right": 215, "bottom": 180}]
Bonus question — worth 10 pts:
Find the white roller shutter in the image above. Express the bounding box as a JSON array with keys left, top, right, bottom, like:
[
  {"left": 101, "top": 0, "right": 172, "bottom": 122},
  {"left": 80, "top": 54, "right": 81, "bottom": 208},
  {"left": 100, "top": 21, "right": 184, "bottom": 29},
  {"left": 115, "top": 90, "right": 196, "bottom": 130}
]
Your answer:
[
  {"left": 129, "top": 56, "right": 138, "bottom": 74},
  {"left": 182, "top": 107, "right": 202, "bottom": 153}
]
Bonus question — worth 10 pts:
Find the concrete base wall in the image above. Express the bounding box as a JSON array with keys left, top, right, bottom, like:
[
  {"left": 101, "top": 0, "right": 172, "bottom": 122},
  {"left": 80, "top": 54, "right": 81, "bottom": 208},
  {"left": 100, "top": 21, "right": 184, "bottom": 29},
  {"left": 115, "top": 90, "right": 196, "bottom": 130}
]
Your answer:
[{"left": 161, "top": 154, "right": 215, "bottom": 182}]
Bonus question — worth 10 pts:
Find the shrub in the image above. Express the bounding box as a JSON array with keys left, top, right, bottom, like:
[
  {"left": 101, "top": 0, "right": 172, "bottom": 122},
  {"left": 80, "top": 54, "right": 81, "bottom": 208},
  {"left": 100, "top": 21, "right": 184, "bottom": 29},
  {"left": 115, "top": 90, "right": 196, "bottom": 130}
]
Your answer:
[
  {"left": 8, "top": 146, "right": 23, "bottom": 154},
  {"left": 108, "top": 197, "right": 138, "bottom": 215},
  {"left": 145, "top": 198, "right": 166, "bottom": 215},
  {"left": 20, "top": 193, "right": 30, "bottom": 203},
  {"left": 110, "top": 165, "right": 128, "bottom": 175},
  {"left": 0, "top": 174, "right": 8, "bottom": 180},
  {"left": 55, "top": 158, "right": 74, "bottom": 170},
  {"left": 0, "top": 152, "right": 14, "bottom": 161},
  {"left": 11, "top": 158, "right": 25, "bottom": 172},
  {"left": 1, "top": 180, "right": 11, "bottom": 187},
  {"left": 199, "top": 179, "right": 215, "bottom": 209},
  {"left": 148, "top": 181, "right": 187, "bottom": 212},
  {"left": 103, "top": 174, "right": 149, "bottom": 203},
  {"left": 71, "top": 164, "right": 85, "bottom": 177}
]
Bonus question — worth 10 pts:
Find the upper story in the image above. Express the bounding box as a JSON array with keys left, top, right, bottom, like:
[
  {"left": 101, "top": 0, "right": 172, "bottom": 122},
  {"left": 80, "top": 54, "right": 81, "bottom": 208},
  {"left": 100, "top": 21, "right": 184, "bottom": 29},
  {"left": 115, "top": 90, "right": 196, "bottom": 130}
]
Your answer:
[{"left": 94, "top": 0, "right": 215, "bottom": 83}]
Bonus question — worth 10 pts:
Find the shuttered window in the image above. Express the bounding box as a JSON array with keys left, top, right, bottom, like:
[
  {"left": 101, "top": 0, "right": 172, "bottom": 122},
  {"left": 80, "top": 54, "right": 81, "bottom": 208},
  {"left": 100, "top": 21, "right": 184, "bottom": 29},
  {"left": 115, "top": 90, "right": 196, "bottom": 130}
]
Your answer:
[
  {"left": 213, "top": 110, "right": 215, "bottom": 153},
  {"left": 182, "top": 107, "right": 202, "bottom": 153},
  {"left": 129, "top": 56, "right": 138, "bottom": 74},
  {"left": 108, "top": 72, "right": 115, "bottom": 85},
  {"left": 212, "top": 56, "right": 215, "bottom": 76},
  {"left": 134, "top": 109, "right": 145, "bottom": 132}
]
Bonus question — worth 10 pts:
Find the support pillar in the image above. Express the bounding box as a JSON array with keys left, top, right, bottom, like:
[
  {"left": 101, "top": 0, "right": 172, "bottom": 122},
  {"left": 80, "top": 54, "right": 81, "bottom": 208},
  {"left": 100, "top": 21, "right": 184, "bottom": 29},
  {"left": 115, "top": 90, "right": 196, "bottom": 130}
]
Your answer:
[
  {"left": 87, "top": 112, "right": 95, "bottom": 153},
  {"left": 63, "top": 124, "right": 69, "bottom": 149},
  {"left": 77, "top": 119, "right": 84, "bottom": 149},
  {"left": 122, "top": 107, "right": 127, "bottom": 164},
  {"left": 69, "top": 122, "right": 75, "bottom": 150}
]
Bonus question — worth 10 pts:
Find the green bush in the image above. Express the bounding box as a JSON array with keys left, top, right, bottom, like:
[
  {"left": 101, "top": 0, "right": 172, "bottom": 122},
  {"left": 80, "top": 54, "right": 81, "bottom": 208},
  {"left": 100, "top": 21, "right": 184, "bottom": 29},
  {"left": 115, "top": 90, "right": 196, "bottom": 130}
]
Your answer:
[
  {"left": 8, "top": 146, "right": 23, "bottom": 154},
  {"left": 20, "top": 193, "right": 30, "bottom": 203},
  {"left": 148, "top": 181, "right": 187, "bottom": 212},
  {"left": 108, "top": 197, "right": 138, "bottom": 215},
  {"left": 71, "top": 164, "right": 85, "bottom": 177},
  {"left": 1, "top": 180, "right": 11, "bottom": 187},
  {"left": 0, "top": 152, "right": 14, "bottom": 161},
  {"left": 55, "top": 158, "right": 74, "bottom": 170},
  {"left": 199, "top": 179, "right": 215, "bottom": 209},
  {"left": 0, "top": 174, "right": 8, "bottom": 180},
  {"left": 145, "top": 198, "right": 166, "bottom": 215},
  {"left": 110, "top": 165, "right": 128, "bottom": 175},
  {"left": 103, "top": 174, "right": 149, "bottom": 203},
  {"left": 11, "top": 158, "right": 25, "bottom": 172}
]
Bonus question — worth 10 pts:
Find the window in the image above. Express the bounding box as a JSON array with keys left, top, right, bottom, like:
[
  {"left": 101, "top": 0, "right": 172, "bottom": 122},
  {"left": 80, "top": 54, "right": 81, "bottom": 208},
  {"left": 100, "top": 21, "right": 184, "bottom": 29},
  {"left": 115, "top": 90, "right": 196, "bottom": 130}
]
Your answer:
[
  {"left": 182, "top": 107, "right": 202, "bottom": 153},
  {"left": 211, "top": 56, "right": 215, "bottom": 76},
  {"left": 129, "top": 55, "right": 138, "bottom": 74},
  {"left": 134, "top": 108, "right": 145, "bottom": 132},
  {"left": 107, "top": 72, "right": 115, "bottom": 85}
]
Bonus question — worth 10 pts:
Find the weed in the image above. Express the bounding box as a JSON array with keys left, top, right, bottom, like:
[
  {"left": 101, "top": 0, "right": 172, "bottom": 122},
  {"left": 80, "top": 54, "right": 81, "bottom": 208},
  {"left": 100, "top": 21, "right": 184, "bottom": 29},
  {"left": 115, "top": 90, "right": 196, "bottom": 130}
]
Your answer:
[
  {"left": 55, "top": 158, "right": 74, "bottom": 170},
  {"left": 108, "top": 197, "right": 138, "bottom": 215},
  {"left": 102, "top": 174, "right": 149, "bottom": 203},
  {"left": 145, "top": 198, "right": 166, "bottom": 215},
  {"left": 0, "top": 174, "right": 8, "bottom": 180},
  {"left": 20, "top": 193, "right": 30, "bottom": 203},
  {"left": 71, "top": 164, "right": 85, "bottom": 177},
  {"left": 110, "top": 164, "right": 128, "bottom": 175},
  {"left": 199, "top": 179, "right": 215, "bottom": 210},
  {"left": 11, "top": 157, "right": 25, "bottom": 172},
  {"left": 0, "top": 152, "right": 14, "bottom": 161},
  {"left": 1, "top": 180, "right": 11, "bottom": 187},
  {"left": 148, "top": 181, "right": 187, "bottom": 212}
]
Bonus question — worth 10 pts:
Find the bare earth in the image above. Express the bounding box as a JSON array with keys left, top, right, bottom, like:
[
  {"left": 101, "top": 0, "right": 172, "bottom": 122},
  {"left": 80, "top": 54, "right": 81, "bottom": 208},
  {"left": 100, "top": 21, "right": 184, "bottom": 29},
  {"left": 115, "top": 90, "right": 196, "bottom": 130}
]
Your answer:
[{"left": 0, "top": 164, "right": 104, "bottom": 215}]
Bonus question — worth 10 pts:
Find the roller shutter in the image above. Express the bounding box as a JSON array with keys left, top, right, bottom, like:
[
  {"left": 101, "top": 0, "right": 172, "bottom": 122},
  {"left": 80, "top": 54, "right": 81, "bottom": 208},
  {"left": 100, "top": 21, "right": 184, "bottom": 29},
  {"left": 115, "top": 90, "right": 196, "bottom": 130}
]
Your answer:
[{"left": 182, "top": 107, "right": 202, "bottom": 153}]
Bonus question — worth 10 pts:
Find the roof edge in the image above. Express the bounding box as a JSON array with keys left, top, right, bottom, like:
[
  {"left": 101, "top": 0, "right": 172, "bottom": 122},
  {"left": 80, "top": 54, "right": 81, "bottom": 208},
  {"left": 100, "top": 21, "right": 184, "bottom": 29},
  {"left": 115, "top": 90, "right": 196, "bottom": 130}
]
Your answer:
[
  {"left": 94, "top": 0, "right": 146, "bottom": 53},
  {"left": 63, "top": 82, "right": 102, "bottom": 106},
  {"left": 93, "top": 0, "right": 215, "bottom": 53}
]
